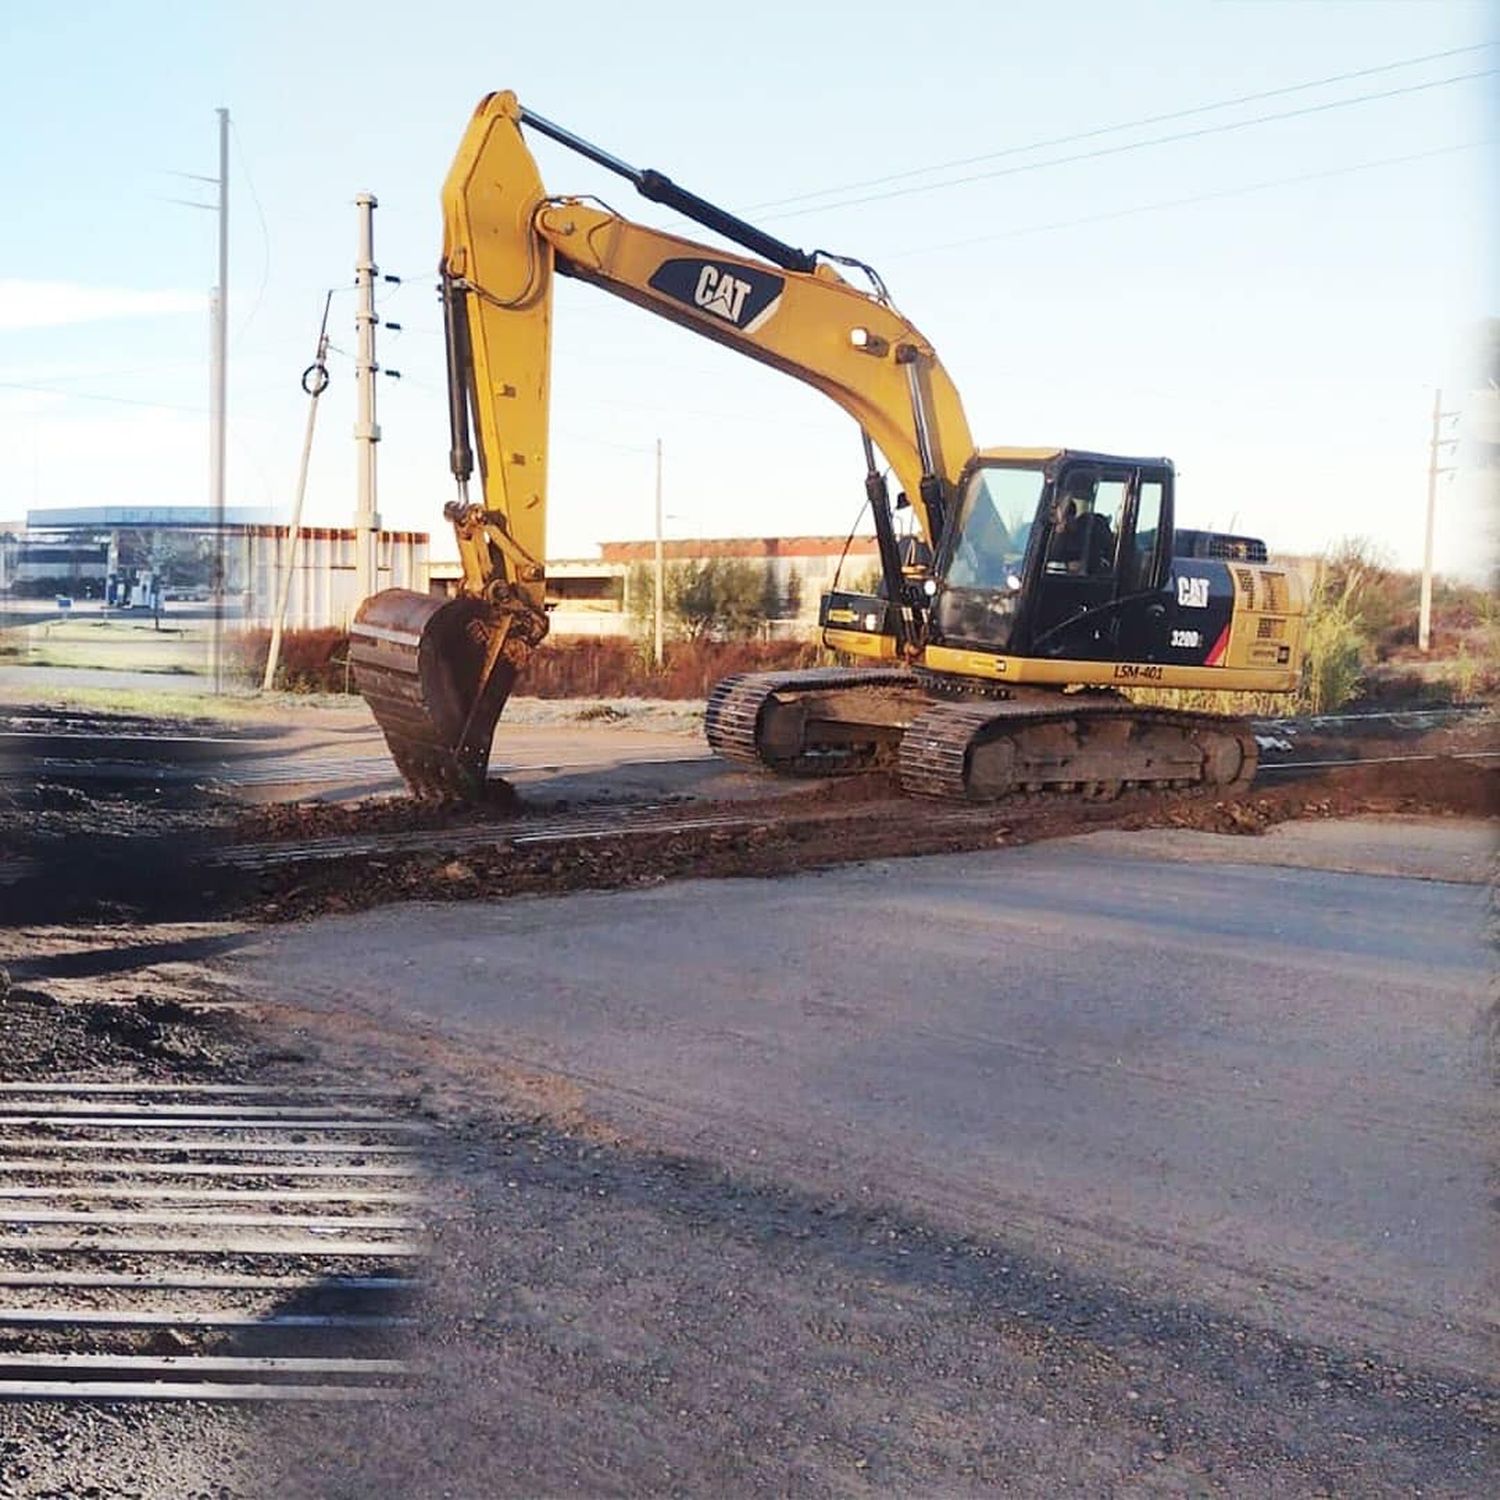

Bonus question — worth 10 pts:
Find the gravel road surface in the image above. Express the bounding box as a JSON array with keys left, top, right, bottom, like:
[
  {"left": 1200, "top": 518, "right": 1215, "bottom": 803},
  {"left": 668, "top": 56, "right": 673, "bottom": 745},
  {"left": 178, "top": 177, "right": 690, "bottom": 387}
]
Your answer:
[{"left": 229, "top": 817, "right": 1496, "bottom": 1496}]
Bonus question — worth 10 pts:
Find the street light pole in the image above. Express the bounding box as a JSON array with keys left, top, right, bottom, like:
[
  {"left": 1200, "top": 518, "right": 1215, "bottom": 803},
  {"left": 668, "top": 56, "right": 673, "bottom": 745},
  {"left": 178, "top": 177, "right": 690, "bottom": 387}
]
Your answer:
[
  {"left": 262, "top": 295, "right": 333, "bottom": 692},
  {"left": 1418, "top": 389, "right": 1440, "bottom": 654},
  {"left": 209, "top": 106, "right": 229, "bottom": 693}
]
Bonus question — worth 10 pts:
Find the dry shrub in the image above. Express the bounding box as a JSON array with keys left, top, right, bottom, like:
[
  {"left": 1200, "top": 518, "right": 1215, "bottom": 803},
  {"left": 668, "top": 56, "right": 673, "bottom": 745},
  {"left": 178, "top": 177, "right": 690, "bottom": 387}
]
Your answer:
[
  {"left": 524, "top": 636, "right": 828, "bottom": 699},
  {"left": 231, "top": 628, "right": 352, "bottom": 693},
  {"left": 229, "top": 629, "right": 827, "bottom": 699}
]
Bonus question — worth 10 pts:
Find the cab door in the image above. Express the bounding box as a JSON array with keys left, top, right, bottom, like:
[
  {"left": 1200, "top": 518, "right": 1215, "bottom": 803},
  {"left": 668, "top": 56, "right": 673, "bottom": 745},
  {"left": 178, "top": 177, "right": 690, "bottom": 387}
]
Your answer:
[
  {"left": 1110, "top": 467, "right": 1175, "bottom": 661},
  {"left": 1023, "top": 464, "right": 1132, "bottom": 661}
]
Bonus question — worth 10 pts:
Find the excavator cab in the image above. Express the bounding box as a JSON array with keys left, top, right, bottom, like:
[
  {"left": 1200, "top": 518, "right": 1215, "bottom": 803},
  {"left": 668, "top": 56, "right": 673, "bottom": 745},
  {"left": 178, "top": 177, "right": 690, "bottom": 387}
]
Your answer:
[{"left": 929, "top": 453, "right": 1175, "bottom": 662}]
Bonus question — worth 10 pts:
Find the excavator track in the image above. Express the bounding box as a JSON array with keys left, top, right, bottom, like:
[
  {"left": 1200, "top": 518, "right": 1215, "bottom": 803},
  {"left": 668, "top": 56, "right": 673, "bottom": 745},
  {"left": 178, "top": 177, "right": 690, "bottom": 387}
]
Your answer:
[
  {"left": 897, "top": 695, "right": 1259, "bottom": 802},
  {"left": 705, "top": 667, "right": 921, "bottom": 774},
  {"left": 707, "top": 671, "right": 1258, "bottom": 801}
]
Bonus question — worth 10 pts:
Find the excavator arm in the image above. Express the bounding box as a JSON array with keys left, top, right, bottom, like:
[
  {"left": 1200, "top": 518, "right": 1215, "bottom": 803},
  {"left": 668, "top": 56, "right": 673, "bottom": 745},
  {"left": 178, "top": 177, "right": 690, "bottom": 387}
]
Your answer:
[
  {"left": 353, "top": 90, "right": 977, "bottom": 798},
  {"left": 445, "top": 91, "right": 974, "bottom": 561}
]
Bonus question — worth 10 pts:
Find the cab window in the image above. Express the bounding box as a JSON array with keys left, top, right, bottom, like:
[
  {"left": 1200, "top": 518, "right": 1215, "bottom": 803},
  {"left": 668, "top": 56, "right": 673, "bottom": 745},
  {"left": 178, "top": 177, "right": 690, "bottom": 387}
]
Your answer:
[
  {"left": 1044, "top": 474, "right": 1127, "bottom": 578},
  {"left": 946, "top": 467, "right": 1044, "bottom": 590},
  {"left": 1125, "top": 480, "right": 1164, "bottom": 593}
]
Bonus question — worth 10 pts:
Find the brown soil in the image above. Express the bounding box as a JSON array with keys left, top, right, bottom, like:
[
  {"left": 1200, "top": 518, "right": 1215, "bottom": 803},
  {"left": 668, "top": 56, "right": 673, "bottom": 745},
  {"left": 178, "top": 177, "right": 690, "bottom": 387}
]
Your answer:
[
  {"left": 231, "top": 778, "right": 527, "bottom": 843},
  {"left": 7, "top": 706, "right": 1492, "bottom": 926},
  {"left": 0, "top": 987, "right": 254, "bottom": 1082},
  {"left": 242, "top": 753, "right": 1495, "bottom": 923}
]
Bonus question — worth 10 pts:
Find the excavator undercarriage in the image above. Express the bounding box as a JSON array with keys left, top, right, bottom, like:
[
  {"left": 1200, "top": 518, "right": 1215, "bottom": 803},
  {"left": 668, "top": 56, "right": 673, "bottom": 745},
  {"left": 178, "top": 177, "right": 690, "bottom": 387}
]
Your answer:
[{"left": 706, "top": 668, "right": 1258, "bottom": 802}]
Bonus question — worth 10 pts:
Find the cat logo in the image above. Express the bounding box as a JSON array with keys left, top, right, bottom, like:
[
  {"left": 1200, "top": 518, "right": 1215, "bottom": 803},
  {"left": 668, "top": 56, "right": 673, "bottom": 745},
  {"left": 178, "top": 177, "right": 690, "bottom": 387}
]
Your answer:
[
  {"left": 1176, "top": 575, "right": 1211, "bottom": 609},
  {"left": 693, "top": 265, "right": 753, "bottom": 323},
  {"left": 647, "top": 258, "right": 785, "bottom": 333}
]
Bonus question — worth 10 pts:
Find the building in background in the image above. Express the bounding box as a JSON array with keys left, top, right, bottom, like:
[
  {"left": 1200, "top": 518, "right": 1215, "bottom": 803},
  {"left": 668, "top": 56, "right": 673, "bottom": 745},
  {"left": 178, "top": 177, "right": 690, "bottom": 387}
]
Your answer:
[
  {"left": 6, "top": 508, "right": 429, "bottom": 629},
  {"left": 239, "top": 526, "right": 428, "bottom": 631},
  {"left": 12, "top": 506, "right": 276, "bottom": 604},
  {"left": 6, "top": 510, "right": 881, "bottom": 635},
  {"left": 430, "top": 534, "right": 883, "bottom": 638}
]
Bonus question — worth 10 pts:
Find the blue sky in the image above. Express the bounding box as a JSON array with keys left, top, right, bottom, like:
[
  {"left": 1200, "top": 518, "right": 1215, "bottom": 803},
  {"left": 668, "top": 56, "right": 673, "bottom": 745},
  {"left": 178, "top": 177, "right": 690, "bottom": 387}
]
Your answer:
[{"left": 1, "top": 0, "right": 1494, "bottom": 576}]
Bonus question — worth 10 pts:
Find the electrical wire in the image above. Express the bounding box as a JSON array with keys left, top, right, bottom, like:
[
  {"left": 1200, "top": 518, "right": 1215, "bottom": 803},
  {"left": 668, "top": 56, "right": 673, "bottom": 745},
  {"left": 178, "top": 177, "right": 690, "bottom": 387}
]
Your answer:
[
  {"left": 0, "top": 359, "right": 202, "bottom": 386},
  {"left": 228, "top": 118, "right": 271, "bottom": 346},
  {"left": 0, "top": 379, "right": 206, "bottom": 415},
  {"left": 757, "top": 68, "right": 1494, "bottom": 223},
  {"left": 738, "top": 42, "right": 1494, "bottom": 215},
  {"left": 889, "top": 137, "right": 1491, "bottom": 259},
  {"left": 552, "top": 426, "right": 656, "bottom": 455}
]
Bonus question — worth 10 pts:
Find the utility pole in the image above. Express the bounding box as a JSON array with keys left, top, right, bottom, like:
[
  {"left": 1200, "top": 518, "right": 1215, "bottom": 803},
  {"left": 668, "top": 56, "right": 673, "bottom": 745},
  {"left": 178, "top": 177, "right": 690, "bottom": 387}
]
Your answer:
[
  {"left": 262, "top": 295, "right": 333, "bottom": 692},
  {"left": 653, "top": 437, "right": 665, "bottom": 668},
  {"left": 353, "top": 193, "right": 382, "bottom": 612},
  {"left": 209, "top": 106, "right": 229, "bottom": 693},
  {"left": 1418, "top": 388, "right": 1460, "bottom": 654}
]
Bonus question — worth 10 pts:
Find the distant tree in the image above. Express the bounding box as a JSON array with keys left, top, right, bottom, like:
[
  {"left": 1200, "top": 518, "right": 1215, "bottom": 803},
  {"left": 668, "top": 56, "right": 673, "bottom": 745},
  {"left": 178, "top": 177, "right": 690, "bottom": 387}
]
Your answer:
[
  {"left": 626, "top": 556, "right": 765, "bottom": 640},
  {"left": 625, "top": 560, "right": 659, "bottom": 639},
  {"left": 668, "top": 557, "right": 763, "bottom": 640},
  {"left": 1473, "top": 318, "right": 1500, "bottom": 472},
  {"left": 760, "top": 561, "right": 782, "bottom": 621},
  {"left": 783, "top": 565, "right": 804, "bottom": 618},
  {"left": 1300, "top": 556, "right": 1366, "bottom": 714}
]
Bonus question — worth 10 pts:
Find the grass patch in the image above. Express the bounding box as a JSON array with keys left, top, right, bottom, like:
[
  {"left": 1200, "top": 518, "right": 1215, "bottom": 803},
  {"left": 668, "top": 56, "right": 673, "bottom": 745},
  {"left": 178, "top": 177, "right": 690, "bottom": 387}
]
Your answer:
[{"left": 0, "top": 682, "right": 264, "bottom": 722}]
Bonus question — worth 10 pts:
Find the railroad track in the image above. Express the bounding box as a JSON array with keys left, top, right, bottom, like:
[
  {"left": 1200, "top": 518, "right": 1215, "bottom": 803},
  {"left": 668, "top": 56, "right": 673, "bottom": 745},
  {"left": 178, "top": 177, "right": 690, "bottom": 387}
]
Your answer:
[
  {"left": 0, "top": 1080, "right": 425, "bottom": 1403},
  {"left": 2, "top": 704, "right": 1485, "bottom": 793},
  {"left": 5, "top": 702, "right": 1489, "bottom": 883},
  {"left": 213, "top": 807, "right": 757, "bottom": 870}
]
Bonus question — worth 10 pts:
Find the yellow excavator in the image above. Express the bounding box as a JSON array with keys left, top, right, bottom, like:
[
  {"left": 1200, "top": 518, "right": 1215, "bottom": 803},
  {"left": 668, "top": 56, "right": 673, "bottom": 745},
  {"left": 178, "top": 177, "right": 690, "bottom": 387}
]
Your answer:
[{"left": 352, "top": 92, "right": 1306, "bottom": 801}]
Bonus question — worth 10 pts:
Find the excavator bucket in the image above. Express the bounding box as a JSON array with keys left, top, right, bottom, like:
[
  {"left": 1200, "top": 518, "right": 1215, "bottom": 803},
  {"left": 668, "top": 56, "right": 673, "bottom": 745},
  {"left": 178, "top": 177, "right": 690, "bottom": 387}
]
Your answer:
[{"left": 350, "top": 588, "right": 519, "bottom": 800}]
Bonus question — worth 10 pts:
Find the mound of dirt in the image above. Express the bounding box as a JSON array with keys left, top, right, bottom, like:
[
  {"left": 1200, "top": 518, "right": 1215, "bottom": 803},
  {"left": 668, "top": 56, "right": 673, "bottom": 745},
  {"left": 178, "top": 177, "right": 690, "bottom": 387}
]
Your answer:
[
  {"left": 1162, "top": 756, "right": 1496, "bottom": 835},
  {"left": 233, "top": 780, "right": 522, "bottom": 842},
  {"left": 0, "top": 988, "right": 255, "bottom": 1082},
  {"left": 240, "top": 755, "right": 1495, "bottom": 923}
]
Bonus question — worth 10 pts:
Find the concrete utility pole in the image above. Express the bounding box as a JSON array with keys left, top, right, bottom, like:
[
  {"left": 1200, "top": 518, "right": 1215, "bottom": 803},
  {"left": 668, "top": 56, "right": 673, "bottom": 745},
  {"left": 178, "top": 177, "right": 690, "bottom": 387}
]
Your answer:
[
  {"left": 653, "top": 437, "right": 665, "bottom": 668},
  {"left": 1418, "top": 388, "right": 1460, "bottom": 654},
  {"left": 209, "top": 106, "right": 229, "bottom": 693},
  {"left": 353, "top": 193, "right": 382, "bottom": 611}
]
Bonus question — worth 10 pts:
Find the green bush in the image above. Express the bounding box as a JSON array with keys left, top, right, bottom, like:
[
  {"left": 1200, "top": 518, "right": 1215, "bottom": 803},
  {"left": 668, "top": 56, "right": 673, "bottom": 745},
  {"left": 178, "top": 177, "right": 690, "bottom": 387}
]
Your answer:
[{"left": 1299, "top": 559, "right": 1366, "bottom": 714}]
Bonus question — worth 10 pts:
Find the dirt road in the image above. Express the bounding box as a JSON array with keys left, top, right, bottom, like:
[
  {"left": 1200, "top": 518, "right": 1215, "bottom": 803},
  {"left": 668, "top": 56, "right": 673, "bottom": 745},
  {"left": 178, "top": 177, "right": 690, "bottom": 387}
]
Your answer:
[
  {"left": 226, "top": 817, "right": 1497, "bottom": 1496},
  {"left": 2, "top": 699, "right": 1494, "bottom": 1493}
]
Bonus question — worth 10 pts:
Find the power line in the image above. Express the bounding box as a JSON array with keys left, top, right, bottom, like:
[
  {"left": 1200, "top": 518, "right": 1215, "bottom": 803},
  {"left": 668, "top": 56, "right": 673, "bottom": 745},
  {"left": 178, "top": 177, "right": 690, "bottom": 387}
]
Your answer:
[
  {"left": 228, "top": 118, "right": 272, "bottom": 347},
  {"left": 738, "top": 42, "right": 1494, "bottom": 215},
  {"left": 0, "top": 359, "right": 202, "bottom": 386},
  {"left": 0, "top": 379, "right": 206, "bottom": 414},
  {"left": 758, "top": 68, "right": 1494, "bottom": 223},
  {"left": 889, "top": 138, "right": 1490, "bottom": 260}
]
